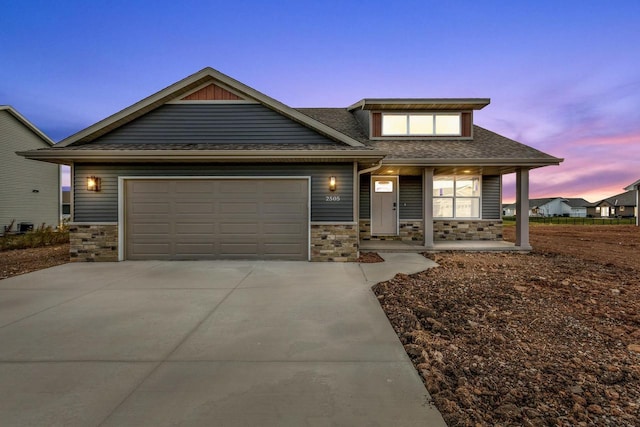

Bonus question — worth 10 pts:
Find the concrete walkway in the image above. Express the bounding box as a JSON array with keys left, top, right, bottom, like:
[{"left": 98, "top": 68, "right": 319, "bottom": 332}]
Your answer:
[{"left": 0, "top": 256, "right": 444, "bottom": 426}]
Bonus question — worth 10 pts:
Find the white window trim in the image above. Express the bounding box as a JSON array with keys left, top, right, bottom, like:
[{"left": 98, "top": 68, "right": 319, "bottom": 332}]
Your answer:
[
  {"left": 433, "top": 175, "right": 482, "bottom": 219},
  {"left": 381, "top": 113, "right": 462, "bottom": 137}
]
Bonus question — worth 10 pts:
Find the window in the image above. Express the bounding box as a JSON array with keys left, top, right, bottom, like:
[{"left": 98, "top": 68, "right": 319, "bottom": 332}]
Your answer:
[
  {"left": 382, "top": 113, "right": 461, "bottom": 136},
  {"left": 374, "top": 181, "right": 394, "bottom": 192},
  {"left": 434, "top": 176, "right": 480, "bottom": 218}
]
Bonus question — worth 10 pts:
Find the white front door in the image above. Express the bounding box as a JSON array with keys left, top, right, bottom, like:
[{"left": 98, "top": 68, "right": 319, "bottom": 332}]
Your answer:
[{"left": 371, "top": 176, "right": 398, "bottom": 235}]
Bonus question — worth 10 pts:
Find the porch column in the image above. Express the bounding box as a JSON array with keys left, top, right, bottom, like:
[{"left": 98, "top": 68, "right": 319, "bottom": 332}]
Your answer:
[
  {"left": 423, "top": 167, "right": 434, "bottom": 248},
  {"left": 515, "top": 168, "right": 532, "bottom": 249}
]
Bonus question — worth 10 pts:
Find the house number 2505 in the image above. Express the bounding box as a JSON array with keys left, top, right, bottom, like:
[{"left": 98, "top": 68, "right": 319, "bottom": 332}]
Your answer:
[{"left": 326, "top": 195, "right": 341, "bottom": 202}]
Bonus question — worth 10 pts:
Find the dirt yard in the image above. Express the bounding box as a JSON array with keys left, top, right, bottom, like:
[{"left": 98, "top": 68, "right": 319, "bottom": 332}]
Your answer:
[
  {"left": 374, "top": 225, "right": 640, "bottom": 426},
  {"left": 0, "top": 243, "right": 70, "bottom": 280}
]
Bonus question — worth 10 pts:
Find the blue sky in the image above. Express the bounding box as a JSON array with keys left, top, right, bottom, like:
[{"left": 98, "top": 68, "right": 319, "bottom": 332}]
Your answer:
[{"left": 2, "top": 0, "right": 639, "bottom": 202}]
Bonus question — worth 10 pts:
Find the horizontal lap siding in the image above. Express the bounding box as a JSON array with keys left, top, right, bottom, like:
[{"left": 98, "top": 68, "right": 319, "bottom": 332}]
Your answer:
[
  {"left": 359, "top": 178, "right": 370, "bottom": 219},
  {"left": 94, "top": 104, "right": 339, "bottom": 144},
  {"left": 73, "top": 163, "right": 353, "bottom": 222},
  {"left": 482, "top": 175, "right": 501, "bottom": 219},
  {"left": 399, "top": 176, "right": 422, "bottom": 219}
]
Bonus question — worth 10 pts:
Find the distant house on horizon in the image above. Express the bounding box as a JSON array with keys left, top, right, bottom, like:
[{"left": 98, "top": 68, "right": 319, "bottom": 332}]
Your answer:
[
  {"left": 588, "top": 190, "right": 637, "bottom": 219},
  {"left": 0, "top": 106, "right": 60, "bottom": 234},
  {"left": 503, "top": 197, "right": 590, "bottom": 217}
]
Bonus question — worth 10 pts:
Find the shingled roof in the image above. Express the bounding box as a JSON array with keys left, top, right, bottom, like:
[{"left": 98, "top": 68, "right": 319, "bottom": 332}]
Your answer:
[{"left": 297, "top": 108, "right": 561, "bottom": 166}]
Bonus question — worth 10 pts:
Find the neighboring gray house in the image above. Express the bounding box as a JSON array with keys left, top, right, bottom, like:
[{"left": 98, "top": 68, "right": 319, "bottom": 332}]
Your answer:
[
  {"left": 563, "top": 198, "right": 590, "bottom": 218},
  {"left": 20, "top": 67, "right": 562, "bottom": 261},
  {"left": 0, "top": 106, "right": 59, "bottom": 234},
  {"left": 588, "top": 190, "right": 638, "bottom": 219},
  {"left": 625, "top": 179, "right": 640, "bottom": 226}
]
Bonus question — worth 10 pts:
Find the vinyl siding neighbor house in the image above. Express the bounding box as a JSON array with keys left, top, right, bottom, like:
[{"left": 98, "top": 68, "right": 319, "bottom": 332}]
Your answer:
[
  {"left": 1, "top": 106, "right": 59, "bottom": 234},
  {"left": 588, "top": 190, "right": 637, "bottom": 219},
  {"left": 20, "top": 67, "right": 562, "bottom": 261}
]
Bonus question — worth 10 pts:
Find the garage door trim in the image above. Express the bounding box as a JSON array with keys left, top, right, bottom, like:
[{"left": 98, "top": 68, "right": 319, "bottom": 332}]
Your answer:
[{"left": 118, "top": 176, "right": 311, "bottom": 261}]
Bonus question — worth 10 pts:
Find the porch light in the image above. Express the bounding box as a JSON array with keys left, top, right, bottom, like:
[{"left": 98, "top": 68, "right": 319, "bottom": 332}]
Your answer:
[
  {"left": 87, "top": 176, "right": 101, "bottom": 192},
  {"left": 329, "top": 176, "right": 337, "bottom": 191}
]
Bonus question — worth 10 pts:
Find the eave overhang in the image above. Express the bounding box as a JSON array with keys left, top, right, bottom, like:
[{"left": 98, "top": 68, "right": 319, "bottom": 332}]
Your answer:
[
  {"left": 380, "top": 157, "right": 563, "bottom": 167},
  {"left": 625, "top": 179, "right": 640, "bottom": 191},
  {"left": 347, "top": 98, "right": 491, "bottom": 111},
  {"left": 17, "top": 149, "right": 387, "bottom": 165}
]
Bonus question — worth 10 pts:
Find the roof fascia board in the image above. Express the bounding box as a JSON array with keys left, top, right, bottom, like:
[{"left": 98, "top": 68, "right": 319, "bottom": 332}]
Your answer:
[
  {"left": 0, "top": 106, "right": 54, "bottom": 146},
  {"left": 18, "top": 149, "right": 386, "bottom": 161},
  {"left": 381, "top": 157, "right": 564, "bottom": 166},
  {"left": 57, "top": 67, "right": 365, "bottom": 148},
  {"left": 347, "top": 98, "right": 491, "bottom": 111}
]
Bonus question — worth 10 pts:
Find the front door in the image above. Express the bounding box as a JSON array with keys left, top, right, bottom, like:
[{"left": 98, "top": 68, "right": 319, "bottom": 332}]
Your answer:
[{"left": 371, "top": 176, "right": 398, "bottom": 235}]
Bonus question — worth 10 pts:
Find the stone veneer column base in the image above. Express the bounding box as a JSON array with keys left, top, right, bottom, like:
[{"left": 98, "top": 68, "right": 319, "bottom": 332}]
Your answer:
[
  {"left": 69, "top": 223, "right": 118, "bottom": 262},
  {"left": 310, "top": 223, "right": 358, "bottom": 262},
  {"left": 434, "top": 220, "right": 503, "bottom": 241}
]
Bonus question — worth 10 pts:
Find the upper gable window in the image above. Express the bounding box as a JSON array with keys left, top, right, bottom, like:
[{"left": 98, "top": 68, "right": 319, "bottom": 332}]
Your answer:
[{"left": 381, "top": 113, "right": 461, "bottom": 136}]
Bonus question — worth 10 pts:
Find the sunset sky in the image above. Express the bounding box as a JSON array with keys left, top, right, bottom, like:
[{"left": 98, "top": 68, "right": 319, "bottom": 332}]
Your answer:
[{"left": 2, "top": 1, "right": 639, "bottom": 202}]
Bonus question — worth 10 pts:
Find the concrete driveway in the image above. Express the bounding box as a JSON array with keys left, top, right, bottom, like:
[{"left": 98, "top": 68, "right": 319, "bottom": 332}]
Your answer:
[{"left": 0, "top": 255, "right": 444, "bottom": 426}]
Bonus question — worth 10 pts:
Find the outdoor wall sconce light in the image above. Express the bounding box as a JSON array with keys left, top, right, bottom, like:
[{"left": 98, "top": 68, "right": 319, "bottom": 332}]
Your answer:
[
  {"left": 329, "top": 176, "right": 337, "bottom": 191},
  {"left": 87, "top": 176, "right": 101, "bottom": 192}
]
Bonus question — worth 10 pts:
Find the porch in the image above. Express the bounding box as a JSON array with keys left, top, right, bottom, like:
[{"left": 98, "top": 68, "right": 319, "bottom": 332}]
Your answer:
[{"left": 359, "top": 239, "right": 529, "bottom": 253}]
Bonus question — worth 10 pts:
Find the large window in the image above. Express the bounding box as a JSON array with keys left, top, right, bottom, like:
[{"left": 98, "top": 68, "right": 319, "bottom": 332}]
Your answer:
[
  {"left": 434, "top": 176, "right": 481, "bottom": 218},
  {"left": 382, "top": 113, "right": 461, "bottom": 136}
]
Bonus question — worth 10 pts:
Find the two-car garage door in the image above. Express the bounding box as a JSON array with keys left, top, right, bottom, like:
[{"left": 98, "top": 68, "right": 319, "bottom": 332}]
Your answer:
[{"left": 125, "top": 178, "right": 309, "bottom": 260}]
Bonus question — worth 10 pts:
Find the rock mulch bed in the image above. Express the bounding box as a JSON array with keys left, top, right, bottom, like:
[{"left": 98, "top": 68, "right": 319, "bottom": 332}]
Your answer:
[{"left": 373, "top": 229, "right": 640, "bottom": 426}]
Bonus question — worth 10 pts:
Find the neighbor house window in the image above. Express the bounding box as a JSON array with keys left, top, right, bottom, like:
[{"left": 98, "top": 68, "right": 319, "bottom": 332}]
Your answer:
[
  {"left": 382, "top": 113, "right": 461, "bottom": 136},
  {"left": 433, "top": 176, "right": 481, "bottom": 218}
]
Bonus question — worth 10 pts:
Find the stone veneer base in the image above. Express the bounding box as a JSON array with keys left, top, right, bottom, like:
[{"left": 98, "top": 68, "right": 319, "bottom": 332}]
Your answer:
[
  {"left": 359, "top": 219, "right": 503, "bottom": 242},
  {"left": 311, "top": 223, "right": 358, "bottom": 262},
  {"left": 434, "top": 220, "right": 503, "bottom": 241},
  {"left": 69, "top": 223, "right": 118, "bottom": 262}
]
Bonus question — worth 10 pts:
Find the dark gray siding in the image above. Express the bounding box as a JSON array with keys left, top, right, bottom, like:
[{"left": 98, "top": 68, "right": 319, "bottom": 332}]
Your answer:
[
  {"left": 482, "top": 175, "right": 501, "bottom": 219},
  {"left": 93, "top": 104, "right": 339, "bottom": 144},
  {"left": 359, "top": 178, "right": 370, "bottom": 219},
  {"left": 399, "top": 176, "right": 422, "bottom": 219},
  {"left": 74, "top": 163, "right": 353, "bottom": 222}
]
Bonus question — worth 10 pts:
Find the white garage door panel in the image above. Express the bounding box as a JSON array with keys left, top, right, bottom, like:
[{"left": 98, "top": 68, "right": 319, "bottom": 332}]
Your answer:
[{"left": 126, "top": 179, "right": 308, "bottom": 260}]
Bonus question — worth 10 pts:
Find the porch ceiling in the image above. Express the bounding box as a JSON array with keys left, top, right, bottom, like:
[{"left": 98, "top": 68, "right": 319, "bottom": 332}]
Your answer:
[{"left": 367, "top": 165, "right": 521, "bottom": 176}]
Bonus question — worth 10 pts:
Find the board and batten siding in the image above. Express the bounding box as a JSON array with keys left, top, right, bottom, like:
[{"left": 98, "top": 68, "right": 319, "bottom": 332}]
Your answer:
[
  {"left": 93, "top": 104, "right": 342, "bottom": 144},
  {"left": 0, "top": 110, "right": 59, "bottom": 231},
  {"left": 482, "top": 175, "right": 501, "bottom": 219},
  {"left": 73, "top": 163, "right": 353, "bottom": 223}
]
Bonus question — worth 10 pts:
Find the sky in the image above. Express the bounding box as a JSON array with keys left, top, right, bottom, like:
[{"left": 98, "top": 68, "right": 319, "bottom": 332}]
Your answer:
[{"left": 2, "top": 0, "right": 639, "bottom": 202}]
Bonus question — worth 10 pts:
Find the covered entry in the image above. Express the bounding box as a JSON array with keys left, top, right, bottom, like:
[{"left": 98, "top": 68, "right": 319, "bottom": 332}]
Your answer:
[{"left": 124, "top": 178, "right": 309, "bottom": 260}]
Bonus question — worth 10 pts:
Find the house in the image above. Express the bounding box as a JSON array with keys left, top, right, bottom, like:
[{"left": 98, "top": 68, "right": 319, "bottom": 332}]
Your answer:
[
  {"left": 625, "top": 179, "right": 640, "bottom": 226},
  {"left": 563, "top": 198, "right": 590, "bottom": 218},
  {"left": 0, "top": 106, "right": 59, "bottom": 234},
  {"left": 19, "top": 67, "right": 562, "bottom": 261},
  {"left": 62, "top": 188, "right": 71, "bottom": 220},
  {"left": 502, "top": 203, "right": 517, "bottom": 216},
  {"left": 528, "top": 197, "right": 566, "bottom": 217},
  {"left": 588, "top": 190, "right": 637, "bottom": 218}
]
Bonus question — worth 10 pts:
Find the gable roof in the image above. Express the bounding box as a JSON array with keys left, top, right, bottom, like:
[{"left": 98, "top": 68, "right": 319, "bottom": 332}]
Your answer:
[
  {"left": 0, "top": 106, "right": 54, "bottom": 146},
  {"left": 528, "top": 197, "right": 560, "bottom": 209},
  {"left": 563, "top": 198, "right": 591, "bottom": 208},
  {"left": 56, "top": 67, "right": 365, "bottom": 148},
  {"left": 600, "top": 190, "right": 637, "bottom": 207}
]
